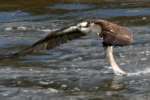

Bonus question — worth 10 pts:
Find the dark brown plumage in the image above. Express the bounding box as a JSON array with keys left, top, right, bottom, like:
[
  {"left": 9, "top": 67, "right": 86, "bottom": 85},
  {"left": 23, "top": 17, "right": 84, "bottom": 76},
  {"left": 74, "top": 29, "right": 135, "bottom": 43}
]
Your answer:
[
  {"left": 13, "top": 26, "right": 85, "bottom": 56},
  {"left": 92, "top": 20, "right": 133, "bottom": 46}
]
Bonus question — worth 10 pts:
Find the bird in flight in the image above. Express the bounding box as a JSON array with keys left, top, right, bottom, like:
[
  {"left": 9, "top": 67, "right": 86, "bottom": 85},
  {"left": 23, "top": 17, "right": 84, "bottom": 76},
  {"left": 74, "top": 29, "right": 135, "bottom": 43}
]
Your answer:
[{"left": 9, "top": 19, "right": 133, "bottom": 75}]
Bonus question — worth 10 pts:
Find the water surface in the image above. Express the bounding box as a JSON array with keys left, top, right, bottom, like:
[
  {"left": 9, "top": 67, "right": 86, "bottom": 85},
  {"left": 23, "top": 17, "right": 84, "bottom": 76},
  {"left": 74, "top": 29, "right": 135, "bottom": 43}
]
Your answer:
[{"left": 0, "top": 0, "right": 150, "bottom": 100}]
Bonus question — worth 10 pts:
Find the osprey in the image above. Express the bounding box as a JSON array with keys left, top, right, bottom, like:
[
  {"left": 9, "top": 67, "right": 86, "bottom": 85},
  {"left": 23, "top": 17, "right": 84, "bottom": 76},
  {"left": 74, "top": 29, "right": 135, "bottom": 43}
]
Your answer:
[{"left": 12, "top": 19, "right": 133, "bottom": 75}]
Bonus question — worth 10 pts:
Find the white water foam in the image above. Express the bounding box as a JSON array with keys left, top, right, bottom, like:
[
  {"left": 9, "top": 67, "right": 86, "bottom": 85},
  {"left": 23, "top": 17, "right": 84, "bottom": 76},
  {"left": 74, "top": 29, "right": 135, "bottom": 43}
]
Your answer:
[
  {"left": 5, "top": 26, "right": 55, "bottom": 33},
  {"left": 127, "top": 68, "right": 150, "bottom": 76}
]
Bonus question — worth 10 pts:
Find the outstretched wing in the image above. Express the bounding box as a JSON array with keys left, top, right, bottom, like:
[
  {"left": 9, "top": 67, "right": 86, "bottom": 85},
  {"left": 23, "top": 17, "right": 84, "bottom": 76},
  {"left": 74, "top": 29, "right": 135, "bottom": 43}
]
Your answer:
[{"left": 12, "top": 25, "right": 86, "bottom": 56}]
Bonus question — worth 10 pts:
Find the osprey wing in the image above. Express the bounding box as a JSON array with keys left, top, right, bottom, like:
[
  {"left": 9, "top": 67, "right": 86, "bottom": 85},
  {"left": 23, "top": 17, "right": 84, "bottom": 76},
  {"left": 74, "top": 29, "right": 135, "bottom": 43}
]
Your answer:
[{"left": 13, "top": 25, "right": 86, "bottom": 56}]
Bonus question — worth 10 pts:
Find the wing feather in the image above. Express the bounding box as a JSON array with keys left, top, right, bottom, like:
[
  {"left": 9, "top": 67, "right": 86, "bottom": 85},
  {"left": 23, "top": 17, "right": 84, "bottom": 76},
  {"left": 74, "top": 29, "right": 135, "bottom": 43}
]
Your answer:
[{"left": 12, "top": 26, "right": 85, "bottom": 56}]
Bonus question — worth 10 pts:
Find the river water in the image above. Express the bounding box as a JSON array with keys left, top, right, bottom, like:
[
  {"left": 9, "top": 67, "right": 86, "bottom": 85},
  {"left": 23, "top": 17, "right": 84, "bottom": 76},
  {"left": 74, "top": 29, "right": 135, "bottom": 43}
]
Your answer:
[{"left": 0, "top": 0, "right": 150, "bottom": 100}]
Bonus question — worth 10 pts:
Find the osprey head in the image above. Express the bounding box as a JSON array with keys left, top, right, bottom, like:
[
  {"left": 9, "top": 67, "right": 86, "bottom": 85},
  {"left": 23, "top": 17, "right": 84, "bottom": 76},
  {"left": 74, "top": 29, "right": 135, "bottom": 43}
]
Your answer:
[{"left": 77, "top": 21, "right": 102, "bottom": 35}]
